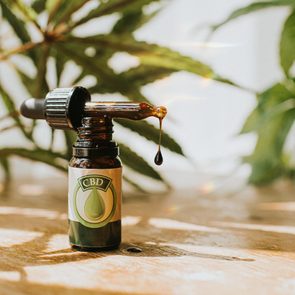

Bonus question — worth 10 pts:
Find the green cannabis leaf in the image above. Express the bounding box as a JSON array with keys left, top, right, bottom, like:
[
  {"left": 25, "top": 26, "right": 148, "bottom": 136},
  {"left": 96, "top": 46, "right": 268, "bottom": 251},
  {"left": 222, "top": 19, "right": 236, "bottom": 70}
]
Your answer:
[
  {"left": 280, "top": 10, "right": 295, "bottom": 76},
  {"left": 0, "top": 0, "right": 240, "bottom": 190},
  {"left": 212, "top": 1, "right": 295, "bottom": 185},
  {"left": 210, "top": 0, "right": 295, "bottom": 33},
  {"left": 242, "top": 84, "right": 295, "bottom": 184}
]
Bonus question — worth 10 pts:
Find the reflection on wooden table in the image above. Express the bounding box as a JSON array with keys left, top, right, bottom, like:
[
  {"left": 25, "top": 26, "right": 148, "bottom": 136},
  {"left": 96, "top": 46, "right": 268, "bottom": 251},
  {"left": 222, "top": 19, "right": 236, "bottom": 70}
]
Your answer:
[{"left": 0, "top": 178, "right": 295, "bottom": 294}]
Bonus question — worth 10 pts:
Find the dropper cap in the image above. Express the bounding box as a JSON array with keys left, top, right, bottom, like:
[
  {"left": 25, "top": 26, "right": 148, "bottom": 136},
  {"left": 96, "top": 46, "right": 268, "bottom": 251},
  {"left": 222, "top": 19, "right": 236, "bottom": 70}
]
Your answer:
[
  {"left": 20, "top": 87, "right": 90, "bottom": 130},
  {"left": 45, "top": 87, "right": 90, "bottom": 129}
]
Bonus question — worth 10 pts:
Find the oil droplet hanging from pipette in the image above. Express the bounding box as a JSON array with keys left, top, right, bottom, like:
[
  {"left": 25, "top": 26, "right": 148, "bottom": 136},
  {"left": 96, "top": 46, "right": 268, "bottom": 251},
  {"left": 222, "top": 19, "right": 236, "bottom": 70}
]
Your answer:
[
  {"left": 84, "top": 188, "right": 105, "bottom": 219},
  {"left": 154, "top": 149, "right": 163, "bottom": 166},
  {"left": 154, "top": 117, "right": 164, "bottom": 166},
  {"left": 153, "top": 106, "right": 167, "bottom": 166}
]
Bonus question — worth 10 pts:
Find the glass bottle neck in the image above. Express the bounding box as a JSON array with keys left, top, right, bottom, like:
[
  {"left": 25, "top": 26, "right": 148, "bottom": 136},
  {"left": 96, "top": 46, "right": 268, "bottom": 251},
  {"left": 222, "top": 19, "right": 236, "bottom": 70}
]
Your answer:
[
  {"left": 73, "top": 116, "right": 118, "bottom": 158},
  {"left": 77, "top": 116, "right": 113, "bottom": 143}
]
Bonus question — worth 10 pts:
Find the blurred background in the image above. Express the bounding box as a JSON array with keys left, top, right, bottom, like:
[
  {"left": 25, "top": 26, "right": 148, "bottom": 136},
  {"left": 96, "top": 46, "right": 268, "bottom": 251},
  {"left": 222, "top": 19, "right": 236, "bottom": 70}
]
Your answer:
[{"left": 1, "top": 0, "right": 295, "bottom": 192}]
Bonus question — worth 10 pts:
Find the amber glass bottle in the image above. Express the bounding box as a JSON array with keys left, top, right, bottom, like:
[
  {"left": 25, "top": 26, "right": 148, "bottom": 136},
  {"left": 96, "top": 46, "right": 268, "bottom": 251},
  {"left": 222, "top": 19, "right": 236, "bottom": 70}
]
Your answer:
[
  {"left": 68, "top": 116, "right": 122, "bottom": 250},
  {"left": 20, "top": 87, "right": 168, "bottom": 252}
]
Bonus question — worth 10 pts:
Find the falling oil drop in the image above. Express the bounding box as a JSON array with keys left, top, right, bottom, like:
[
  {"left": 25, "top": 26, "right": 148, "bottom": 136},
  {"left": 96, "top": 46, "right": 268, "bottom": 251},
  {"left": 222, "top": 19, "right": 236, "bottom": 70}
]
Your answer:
[
  {"left": 84, "top": 187, "right": 105, "bottom": 219},
  {"left": 154, "top": 118, "right": 163, "bottom": 166},
  {"left": 154, "top": 149, "right": 163, "bottom": 165}
]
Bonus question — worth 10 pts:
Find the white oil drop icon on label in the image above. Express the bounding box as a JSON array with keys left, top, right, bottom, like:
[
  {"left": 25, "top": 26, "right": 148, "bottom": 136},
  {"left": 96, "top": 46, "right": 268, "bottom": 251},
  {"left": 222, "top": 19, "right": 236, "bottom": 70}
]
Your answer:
[{"left": 84, "top": 188, "right": 105, "bottom": 220}]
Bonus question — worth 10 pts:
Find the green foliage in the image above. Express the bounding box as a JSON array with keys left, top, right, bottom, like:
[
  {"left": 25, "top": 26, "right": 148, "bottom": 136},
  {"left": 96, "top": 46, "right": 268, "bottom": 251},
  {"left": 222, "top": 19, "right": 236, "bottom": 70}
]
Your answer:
[
  {"left": 214, "top": 1, "right": 295, "bottom": 185},
  {"left": 0, "top": 86, "right": 28, "bottom": 138},
  {"left": 0, "top": 148, "right": 68, "bottom": 172},
  {"left": 280, "top": 10, "right": 295, "bottom": 76},
  {"left": 119, "top": 143, "right": 163, "bottom": 181},
  {"left": 0, "top": 0, "right": 236, "bottom": 189},
  {"left": 0, "top": 157, "right": 11, "bottom": 182},
  {"left": 0, "top": 1, "right": 30, "bottom": 43},
  {"left": 115, "top": 119, "right": 184, "bottom": 155},
  {"left": 242, "top": 84, "right": 295, "bottom": 184},
  {"left": 210, "top": 0, "right": 295, "bottom": 32}
]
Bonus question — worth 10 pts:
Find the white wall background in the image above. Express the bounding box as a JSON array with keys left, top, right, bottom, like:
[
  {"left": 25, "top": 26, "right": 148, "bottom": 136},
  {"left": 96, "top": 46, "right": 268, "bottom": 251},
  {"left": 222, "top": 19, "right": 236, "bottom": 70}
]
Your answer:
[{"left": 0, "top": 0, "right": 291, "bottom": 189}]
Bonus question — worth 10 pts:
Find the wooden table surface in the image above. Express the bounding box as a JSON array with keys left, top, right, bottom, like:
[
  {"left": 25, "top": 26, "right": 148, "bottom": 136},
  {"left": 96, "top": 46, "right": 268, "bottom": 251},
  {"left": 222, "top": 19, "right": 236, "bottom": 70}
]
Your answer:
[{"left": 0, "top": 178, "right": 295, "bottom": 295}]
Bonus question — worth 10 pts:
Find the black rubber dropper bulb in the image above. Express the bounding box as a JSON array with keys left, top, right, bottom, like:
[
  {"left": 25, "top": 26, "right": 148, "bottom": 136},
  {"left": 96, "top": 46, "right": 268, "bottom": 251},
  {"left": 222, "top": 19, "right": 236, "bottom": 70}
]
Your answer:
[{"left": 20, "top": 98, "right": 45, "bottom": 120}]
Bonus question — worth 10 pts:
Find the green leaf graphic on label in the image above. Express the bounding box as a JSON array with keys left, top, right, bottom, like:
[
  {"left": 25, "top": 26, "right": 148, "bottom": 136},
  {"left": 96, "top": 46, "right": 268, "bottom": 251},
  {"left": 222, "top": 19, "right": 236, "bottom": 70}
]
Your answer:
[{"left": 84, "top": 188, "right": 105, "bottom": 220}]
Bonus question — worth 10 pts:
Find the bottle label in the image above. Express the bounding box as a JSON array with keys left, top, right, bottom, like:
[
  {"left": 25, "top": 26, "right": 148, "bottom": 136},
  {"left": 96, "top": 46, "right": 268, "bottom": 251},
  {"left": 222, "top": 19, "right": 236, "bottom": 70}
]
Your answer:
[{"left": 68, "top": 167, "right": 122, "bottom": 228}]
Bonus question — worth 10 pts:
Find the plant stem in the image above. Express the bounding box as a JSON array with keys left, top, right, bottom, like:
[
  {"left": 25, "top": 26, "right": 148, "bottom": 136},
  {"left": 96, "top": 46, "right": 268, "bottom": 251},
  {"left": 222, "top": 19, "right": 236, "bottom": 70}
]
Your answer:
[
  {"left": 0, "top": 111, "right": 19, "bottom": 122},
  {"left": 0, "top": 124, "right": 18, "bottom": 133},
  {"left": 0, "top": 41, "right": 41, "bottom": 61},
  {"left": 34, "top": 44, "right": 50, "bottom": 97}
]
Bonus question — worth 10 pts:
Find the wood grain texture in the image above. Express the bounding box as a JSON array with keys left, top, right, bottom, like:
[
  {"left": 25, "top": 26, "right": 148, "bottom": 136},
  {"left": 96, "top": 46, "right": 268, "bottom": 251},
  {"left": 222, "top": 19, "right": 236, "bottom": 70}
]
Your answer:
[{"left": 0, "top": 178, "right": 295, "bottom": 295}]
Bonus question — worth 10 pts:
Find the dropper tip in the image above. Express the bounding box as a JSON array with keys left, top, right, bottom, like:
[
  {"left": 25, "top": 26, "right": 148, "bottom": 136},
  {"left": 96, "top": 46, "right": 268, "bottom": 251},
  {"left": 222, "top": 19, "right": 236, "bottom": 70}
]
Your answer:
[{"left": 154, "top": 106, "right": 167, "bottom": 119}]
